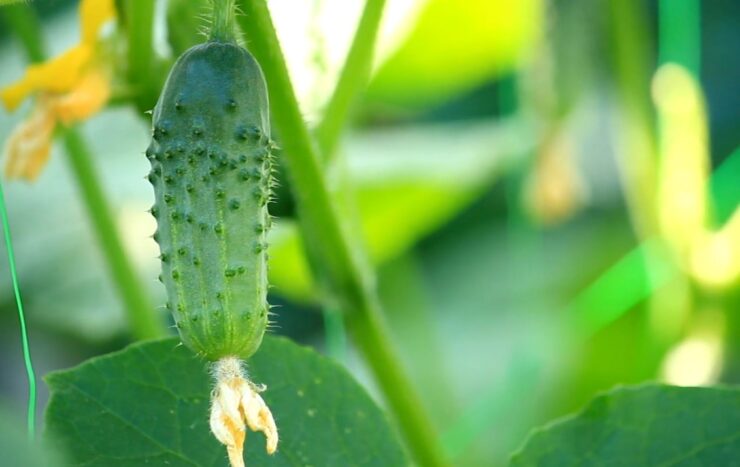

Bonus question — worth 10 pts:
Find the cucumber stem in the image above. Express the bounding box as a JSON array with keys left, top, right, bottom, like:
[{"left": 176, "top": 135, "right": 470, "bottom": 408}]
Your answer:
[
  {"left": 210, "top": 0, "right": 237, "bottom": 43},
  {"left": 63, "top": 129, "right": 167, "bottom": 341}
]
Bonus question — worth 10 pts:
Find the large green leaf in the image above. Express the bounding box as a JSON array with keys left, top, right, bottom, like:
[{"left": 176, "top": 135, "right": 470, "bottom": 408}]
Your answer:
[
  {"left": 510, "top": 384, "right": 740, "bottom": 466},
  {"left": 45, "top": 336, "right": 408, "bottom": 466}
]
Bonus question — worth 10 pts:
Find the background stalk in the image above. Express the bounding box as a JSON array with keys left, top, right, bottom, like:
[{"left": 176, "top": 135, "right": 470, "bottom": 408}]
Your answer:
[
  {"left": 123, "top": 0, "right": 158, "bottom": 111},
  {"left": 315, "top": 0, "right": 386, "bottom": 162}
]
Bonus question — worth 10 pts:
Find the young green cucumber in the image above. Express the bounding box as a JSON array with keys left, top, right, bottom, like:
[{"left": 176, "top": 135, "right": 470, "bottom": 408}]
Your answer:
[{"left": 147, "top": 40, "right": 272, "bottom": 361}]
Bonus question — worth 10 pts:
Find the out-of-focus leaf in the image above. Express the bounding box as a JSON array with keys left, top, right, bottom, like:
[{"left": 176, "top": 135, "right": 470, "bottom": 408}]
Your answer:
[
  {"left": 510, "top": 384, "right": 740, "bottom": 466},
  {"left": 45, "top": 336, "right": 408, "bottom": 466},
  {"left": 268, "top": 119, "right": 532, "bottom": 301},
  {"left": 368, "top": 0, "right": 542, "bottom": 108}
]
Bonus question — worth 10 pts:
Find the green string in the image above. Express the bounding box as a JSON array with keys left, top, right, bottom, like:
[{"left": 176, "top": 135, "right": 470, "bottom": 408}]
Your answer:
[{"left": 0, "top": 179, "right": 36, "bottom": 440}]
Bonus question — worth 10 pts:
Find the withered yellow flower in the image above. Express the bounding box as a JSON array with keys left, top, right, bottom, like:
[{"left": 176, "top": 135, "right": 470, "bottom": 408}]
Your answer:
[{"left": 1, "top": 0, "right": 115, "bottom": 180}]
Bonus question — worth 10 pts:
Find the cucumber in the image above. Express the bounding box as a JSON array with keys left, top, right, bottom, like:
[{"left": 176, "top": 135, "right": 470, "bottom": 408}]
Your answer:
[{"left": 147, "top": 40, "right": 272, "bottom": 361}]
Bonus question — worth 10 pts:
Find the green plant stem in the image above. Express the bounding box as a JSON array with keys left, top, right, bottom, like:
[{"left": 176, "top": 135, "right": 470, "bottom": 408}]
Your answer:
[
  {"left": 210, "top": 0, "right": 236, "bottom": 42},
  {"left": 63, "top": 129, "right": 166, "bottom": 340},
  {"left": 124, "top": 0, "right": 157, "bottom": 110},
  {"left": 0, "top": 3, "right": 44, "bottom": 63},
  {"left": 315, "top": 0, "right": 386, "bottom": 162},
  {"left": 235, "top": 2, "right": 448, "bottom": 465}
]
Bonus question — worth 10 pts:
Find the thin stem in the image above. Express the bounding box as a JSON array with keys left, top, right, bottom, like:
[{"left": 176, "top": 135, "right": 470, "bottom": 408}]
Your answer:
[
  {"left": 63, "top": 129, "right": 167, "bottom": 340},
  {"left": 235, "top": 2, "right": 448, "bottom": 465},
  {"left": 0, "top": 179, "right": 36, "bottom": 440},
  {"left": 0, "top": 3, "right": 44, "bottom": 63},
  {"left": 124, "top": 0, "right": 157, "bottom": 110},
  {"left": 210, "top": 0, "right": 237, "bottom": 42},
  {"left": 315, "top": 0, "right": 386, "bottom": 162}
]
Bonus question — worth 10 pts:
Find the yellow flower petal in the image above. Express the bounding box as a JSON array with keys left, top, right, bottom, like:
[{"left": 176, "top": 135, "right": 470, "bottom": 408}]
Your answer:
[
  {"left": 0, "top": 79, "right": 36, "bottom": 112},
  {"left": 1, "top": 45, "right": 91, "bottom": 112},
  {"left": 3, "top": 99, "right": 57, "bottom": 181},
  {"left": 80, "top": 0, "right": 116, "bottom": 44},
  {"left": 52, "top": 68, "right": 111, "bottom": 124}
]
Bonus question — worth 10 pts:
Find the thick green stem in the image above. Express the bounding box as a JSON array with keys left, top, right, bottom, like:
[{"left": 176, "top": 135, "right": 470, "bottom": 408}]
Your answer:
[
  {"left": 235, "top": 2, "right": 448, "bottom": 465},
  {"left": 63, "top": 129, "right": 166, "bottom": 340},
  {"left": 210, "top": 0, "right": 237, "bottom": 42},
  {"left": 124, "top": 0, "right": 157, "bottom": 110},
  {"left": 315, "top": 0, "right": 386, "bottom": 161}
]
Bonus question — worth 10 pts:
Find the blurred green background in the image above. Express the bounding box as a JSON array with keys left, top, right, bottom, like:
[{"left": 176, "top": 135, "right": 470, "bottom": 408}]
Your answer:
[{"left": 0, "top": 0, "right": 738, "bottom": 465}]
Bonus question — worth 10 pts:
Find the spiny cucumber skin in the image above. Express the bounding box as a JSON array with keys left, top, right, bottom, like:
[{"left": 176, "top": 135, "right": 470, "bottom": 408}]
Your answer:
[{"left": 147, "top": 41, "right": 272, "bottom": 361}]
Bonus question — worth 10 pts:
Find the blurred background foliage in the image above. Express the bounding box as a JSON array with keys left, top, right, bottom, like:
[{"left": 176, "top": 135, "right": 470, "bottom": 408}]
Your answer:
[{"left": 0, "top": 0, "right": 738, "bottom": 465}]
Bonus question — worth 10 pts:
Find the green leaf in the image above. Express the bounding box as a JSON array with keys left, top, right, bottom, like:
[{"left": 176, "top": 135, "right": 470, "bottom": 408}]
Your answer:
[
  {"left": 510, "top": 384, "right": 740, "bottom": 466},
  {"left": 45, "top": 336, "right": 408, "bottom": 466}
]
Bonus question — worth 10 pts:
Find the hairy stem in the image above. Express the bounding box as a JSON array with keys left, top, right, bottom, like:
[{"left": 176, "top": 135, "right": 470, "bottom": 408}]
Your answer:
[
  {"left": 63, "top": 129, "right": 166, "bottom": 340},
  {"left": 235, "top": 2, "right": 448, "bottom": 465},
  {"left": 210, "top": 0, "right": 237, "bottom": 42},
  {"left": 315, "top": 0, "right": 386, "bottom": 161}
]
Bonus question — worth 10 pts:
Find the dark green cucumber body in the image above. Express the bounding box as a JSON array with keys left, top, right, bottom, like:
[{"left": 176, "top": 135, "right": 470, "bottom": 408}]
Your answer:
[{"left": 147, "top": 41, "right": 272, "bottom": 360}]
